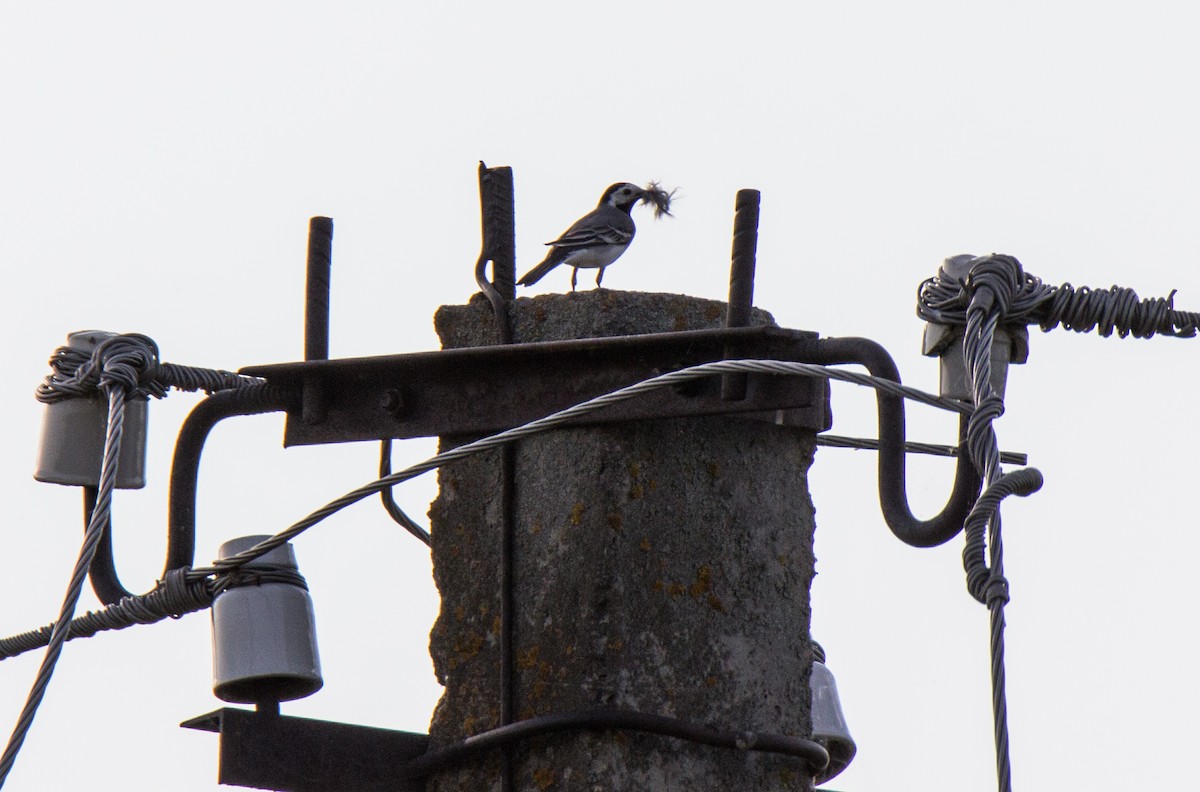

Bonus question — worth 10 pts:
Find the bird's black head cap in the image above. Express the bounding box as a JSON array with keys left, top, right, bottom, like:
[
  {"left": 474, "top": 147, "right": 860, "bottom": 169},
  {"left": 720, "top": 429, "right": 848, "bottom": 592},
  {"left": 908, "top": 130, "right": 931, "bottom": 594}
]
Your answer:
[{"left": 599, "top": 182, "right": 646, "bottom": 213}]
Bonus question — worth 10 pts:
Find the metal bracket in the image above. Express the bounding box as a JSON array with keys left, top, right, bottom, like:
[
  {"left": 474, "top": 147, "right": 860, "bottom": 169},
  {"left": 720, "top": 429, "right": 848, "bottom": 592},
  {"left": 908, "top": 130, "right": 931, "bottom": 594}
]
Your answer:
[
  {"left": 182, "top": 708, "right": 428, "bottom": 792},
  {"left": 240, "top": 325, "right": 832, "bottom": 447}
]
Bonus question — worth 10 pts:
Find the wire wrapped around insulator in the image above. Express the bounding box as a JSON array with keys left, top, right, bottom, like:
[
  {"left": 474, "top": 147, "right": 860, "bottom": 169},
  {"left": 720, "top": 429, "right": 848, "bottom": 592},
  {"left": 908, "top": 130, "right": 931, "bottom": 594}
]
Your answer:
[
  {"left": 918, "top": 253, "right": 1199, "bottom": 339},
  {"left": 37, "top": 333, "right": 262, "bottom": 405}
]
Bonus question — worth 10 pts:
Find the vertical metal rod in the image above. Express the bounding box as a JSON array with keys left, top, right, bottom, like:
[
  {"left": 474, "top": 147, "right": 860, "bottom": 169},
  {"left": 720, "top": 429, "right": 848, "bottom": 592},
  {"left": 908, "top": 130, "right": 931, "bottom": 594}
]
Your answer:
[
  {"left": 475, "top": 162, "right": 516, "bottom": 344},
  {"left": 722, "top": 189, "right": 761, "bottom": 400},
  {"left": 303, "top": 216, "right": 333, "bottom": 425},
  {"left": 478, "top": 163, "right": 516, "bottom": 302},
  {"left": 498, "top": 444, "right": 516, "bottom": 792},
  {"left": 304, "top": 216, "right": 334, "bottom": 361},
  {"left": 471, "top": 163, "right": 518, "bottom": 791}
]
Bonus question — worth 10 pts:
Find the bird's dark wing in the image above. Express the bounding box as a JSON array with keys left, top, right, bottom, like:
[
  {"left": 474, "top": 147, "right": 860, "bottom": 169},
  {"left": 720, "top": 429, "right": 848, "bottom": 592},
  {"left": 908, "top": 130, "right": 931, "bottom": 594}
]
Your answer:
[
  {"left": 546, "top": 209, "right": 636, "bottom": 248},
  {"left": 546, "top": 222, "right": 633, "bottom": 249}
]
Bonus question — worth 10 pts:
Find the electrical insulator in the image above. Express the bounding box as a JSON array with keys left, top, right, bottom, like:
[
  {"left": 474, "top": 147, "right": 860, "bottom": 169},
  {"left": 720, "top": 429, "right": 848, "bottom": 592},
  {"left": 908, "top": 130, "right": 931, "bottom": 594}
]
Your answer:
[
  {"left": 811, "top": 641, "right": 856, "bottom": 784},
  {"left": 211, "top": 535, "right": 323, "bottom": 706},
  {"left": 34, "top": 330, "right": 149, "bottom": 489},
  {"left": 922, "top": 255, "right": 1029, "bottom": 402}
]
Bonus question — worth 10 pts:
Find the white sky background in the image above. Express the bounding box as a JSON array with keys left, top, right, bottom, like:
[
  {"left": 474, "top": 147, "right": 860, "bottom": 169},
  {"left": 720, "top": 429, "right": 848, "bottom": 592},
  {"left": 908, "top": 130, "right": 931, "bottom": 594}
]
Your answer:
[{"left": 1, "top": 3, "right": 1197, "bottom": 790}]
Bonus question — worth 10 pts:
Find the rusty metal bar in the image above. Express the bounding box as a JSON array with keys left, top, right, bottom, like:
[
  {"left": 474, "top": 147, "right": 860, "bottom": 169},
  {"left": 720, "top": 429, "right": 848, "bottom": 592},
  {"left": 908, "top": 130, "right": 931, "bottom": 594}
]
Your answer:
[
  {"left": 182, "top": 708, "right": 428, "bottom": 792},
  {"left": 240, "top": 325, "right": 830, "bottom": 447},
  {"left": 303, "top": 216, "right": 334, "bottom": 425},
  {"left": 305, "top": 216, "right": 334, "bottom": 361},
  {"left": 476, "top": 162, "right": 516, "bottom": 302},
  {"left": 722, "top": 189, "right": 761, "bottom": 401},
  {"left": 471, "top": 161, "right": 520, "bottom": 792}
]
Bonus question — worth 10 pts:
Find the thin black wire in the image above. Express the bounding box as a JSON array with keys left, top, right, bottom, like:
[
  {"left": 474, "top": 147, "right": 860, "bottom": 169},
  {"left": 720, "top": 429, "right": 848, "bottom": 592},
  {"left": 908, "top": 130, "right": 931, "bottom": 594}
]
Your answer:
[
  {"left": 815, "top": 433, "right": 1028, "bottom": 466},
  {"left": 378, "top": 439, "right": 432, "bottom": 546},
  {"left": 400, "top": 707, "right": 829, "bottom": 780}
]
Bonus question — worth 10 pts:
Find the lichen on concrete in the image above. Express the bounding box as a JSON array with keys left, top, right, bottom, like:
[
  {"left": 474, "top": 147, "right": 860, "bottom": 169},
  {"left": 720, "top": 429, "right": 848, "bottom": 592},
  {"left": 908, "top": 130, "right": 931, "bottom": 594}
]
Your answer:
[{"left": 427, "top": 290, "right": 818, "bottom": 791}]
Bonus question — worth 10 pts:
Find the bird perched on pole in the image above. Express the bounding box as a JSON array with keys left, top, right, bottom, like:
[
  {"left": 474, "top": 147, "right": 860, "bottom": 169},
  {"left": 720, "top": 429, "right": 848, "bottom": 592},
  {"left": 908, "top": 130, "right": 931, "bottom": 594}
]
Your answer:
[{"left": 518, "top": 181, "right": 674, "bottom": 291}]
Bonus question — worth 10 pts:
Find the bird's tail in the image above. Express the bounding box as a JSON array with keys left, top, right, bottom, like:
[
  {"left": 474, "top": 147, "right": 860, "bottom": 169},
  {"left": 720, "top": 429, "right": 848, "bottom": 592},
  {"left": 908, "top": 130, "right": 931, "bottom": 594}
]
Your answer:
[{"left": 516, "top": 255, "right": 559, "bottom": 287}]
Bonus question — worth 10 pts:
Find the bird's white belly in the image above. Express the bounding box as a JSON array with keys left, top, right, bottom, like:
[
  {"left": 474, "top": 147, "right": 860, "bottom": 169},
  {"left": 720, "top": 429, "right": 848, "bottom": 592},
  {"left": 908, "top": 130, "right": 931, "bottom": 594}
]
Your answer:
[{"left": 559, "top": 243, "right": 627, "bottom": 269}]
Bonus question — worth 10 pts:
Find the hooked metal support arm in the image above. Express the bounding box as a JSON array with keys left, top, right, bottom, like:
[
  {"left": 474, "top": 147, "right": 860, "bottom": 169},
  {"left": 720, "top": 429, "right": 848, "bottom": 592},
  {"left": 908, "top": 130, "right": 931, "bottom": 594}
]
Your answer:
[
  {"left": 810, "top": 336, "right": 982, "bottom": 547},
  {"left": 165, "top": 384, "right": 290, "bottom": 574},
  {"left": 183, "top": 705, "right": 828, "bottom": 792},
  {"left": 165, "top": 338, "right": 973, "bottom": 570}
]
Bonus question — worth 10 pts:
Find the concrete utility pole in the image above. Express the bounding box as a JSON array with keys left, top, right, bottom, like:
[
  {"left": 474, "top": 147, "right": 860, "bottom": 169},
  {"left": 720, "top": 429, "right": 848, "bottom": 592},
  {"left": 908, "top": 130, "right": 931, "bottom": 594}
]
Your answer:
[{"left": 426, "top": 289, "right": 819, "bottom": 791}]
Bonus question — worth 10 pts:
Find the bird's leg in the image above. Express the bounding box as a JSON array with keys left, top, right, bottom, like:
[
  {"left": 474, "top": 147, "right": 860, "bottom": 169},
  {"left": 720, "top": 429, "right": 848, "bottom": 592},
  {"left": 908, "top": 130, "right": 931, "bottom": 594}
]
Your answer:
[
  {"left": 595, "top": 267, "right": 606, "bottom": 288},
  {"left": 570, "top": 267, "right": 578, "bottom": 291}
]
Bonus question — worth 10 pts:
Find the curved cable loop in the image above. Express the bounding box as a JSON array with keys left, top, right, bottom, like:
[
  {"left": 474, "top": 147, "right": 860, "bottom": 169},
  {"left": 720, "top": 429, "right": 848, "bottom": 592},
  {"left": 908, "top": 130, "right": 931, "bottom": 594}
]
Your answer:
[{"left": 961, "top": 468, "right": 1044, "bottom": 606}]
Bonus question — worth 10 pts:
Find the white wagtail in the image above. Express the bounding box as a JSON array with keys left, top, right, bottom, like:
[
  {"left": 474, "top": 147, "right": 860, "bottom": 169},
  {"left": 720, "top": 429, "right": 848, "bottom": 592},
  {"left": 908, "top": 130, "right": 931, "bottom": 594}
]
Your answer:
[{"left": 519, "top": 182, "right": 669, "bottom": 291}]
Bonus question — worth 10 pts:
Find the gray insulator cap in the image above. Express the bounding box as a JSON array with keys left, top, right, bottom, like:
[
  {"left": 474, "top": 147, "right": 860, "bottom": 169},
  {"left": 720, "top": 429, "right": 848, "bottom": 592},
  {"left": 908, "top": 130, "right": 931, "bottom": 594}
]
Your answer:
[
  {"left": 811, "top": 658, "right": 856, "bottom": 783},
  {"left": 211, "top": 535, "right": 323, "bottom": 705},
  {"left": 922, "top": 256, "right": 1029, "bottom": 402},
  {"left": 34, "top": 330, "right": 149, "bottom": 489}
]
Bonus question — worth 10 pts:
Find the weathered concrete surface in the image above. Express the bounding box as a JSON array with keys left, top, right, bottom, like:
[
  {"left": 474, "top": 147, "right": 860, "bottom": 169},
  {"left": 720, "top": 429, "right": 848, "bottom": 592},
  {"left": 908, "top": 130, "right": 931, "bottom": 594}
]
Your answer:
[{"left": 427, "top": 290, "right": 817, "bottom": 791}]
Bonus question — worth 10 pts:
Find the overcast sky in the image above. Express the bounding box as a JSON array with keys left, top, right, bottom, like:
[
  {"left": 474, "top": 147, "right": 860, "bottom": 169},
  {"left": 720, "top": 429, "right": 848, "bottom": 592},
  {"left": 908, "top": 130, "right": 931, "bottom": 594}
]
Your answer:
[{"left": 2, "top": 3, "right": 1197, "bottom": 790}]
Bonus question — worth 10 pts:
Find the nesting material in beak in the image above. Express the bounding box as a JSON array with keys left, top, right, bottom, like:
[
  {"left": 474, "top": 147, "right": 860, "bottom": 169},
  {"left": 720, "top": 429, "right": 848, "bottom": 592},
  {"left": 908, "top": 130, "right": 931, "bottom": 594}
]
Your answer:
[{"left": 640, "top": 181, "right": 677, "bottom": 218}]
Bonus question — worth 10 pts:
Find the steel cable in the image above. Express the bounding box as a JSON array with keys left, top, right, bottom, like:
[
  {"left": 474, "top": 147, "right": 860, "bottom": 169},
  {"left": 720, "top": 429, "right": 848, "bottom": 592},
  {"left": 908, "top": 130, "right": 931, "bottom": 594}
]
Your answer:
[
  {"left": 188, "top": 358, "right": 973, "bottom": 580},
  {"left": 0, "top": 369, "right": 138, "bottom": 787},
  {"left": 951, "top": 256, "right": 1051, "bottom": 792},
  {"left": 0, "top": 348, "right": 990, "bottom": 790},
  {"left": 0, "top": 335, "right": 266, "bottom": 785},
  {"left": 937, "top": 252, "right": 1195, "bottom": 791},
  {"left": 0, "top": 356, "right": 974, "bottom": 662}
]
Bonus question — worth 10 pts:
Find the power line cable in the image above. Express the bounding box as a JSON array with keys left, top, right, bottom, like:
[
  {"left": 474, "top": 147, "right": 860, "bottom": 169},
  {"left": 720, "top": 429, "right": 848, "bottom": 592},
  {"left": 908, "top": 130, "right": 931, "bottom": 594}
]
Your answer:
[
  {"left": 1, "top": 357, "right": 976, "bottom": 664},
  {"left": 0, "top": 339, "right": 151, "bottom": 788}
]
